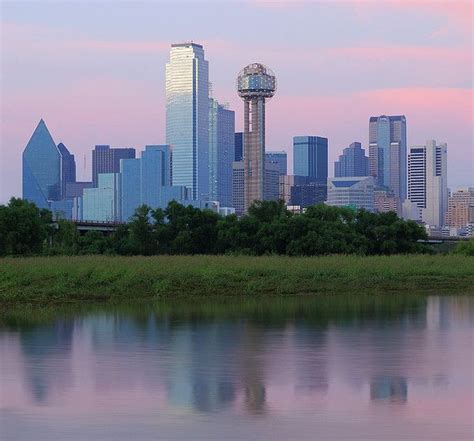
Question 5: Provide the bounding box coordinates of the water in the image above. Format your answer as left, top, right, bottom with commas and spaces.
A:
1, 295, 473, 440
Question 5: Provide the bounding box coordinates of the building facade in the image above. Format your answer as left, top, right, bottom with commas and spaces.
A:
92, 145, 135, 187
369, 115, 407, 199
264, 162, 280, 201
265, 151, 288, 176
209, 99, 235, 207
82, 173, 122, 222
234, 132, 244, 162
166, 42, 209, 200
407, 140, 448, 227
293, 136, 328, 183
232, 161, 245, 216
327, 176, 375, 211
22, 119, 61, 209
57, 142, 76, 198
334, 142, 368, 178
374, 188, 401, 215
445, 187, 474, 228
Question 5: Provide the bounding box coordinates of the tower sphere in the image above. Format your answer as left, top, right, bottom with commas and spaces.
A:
236, 63, 277, 100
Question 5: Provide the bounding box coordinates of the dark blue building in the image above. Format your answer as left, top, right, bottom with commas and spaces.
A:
334, 142, 368, 178
234, 132, 244, 162
293, 136, 328, 184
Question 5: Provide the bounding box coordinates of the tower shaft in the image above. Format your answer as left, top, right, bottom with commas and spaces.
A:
244, 97, 266, 211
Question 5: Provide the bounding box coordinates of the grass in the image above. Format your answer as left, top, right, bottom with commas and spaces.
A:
0, 254, 473, 306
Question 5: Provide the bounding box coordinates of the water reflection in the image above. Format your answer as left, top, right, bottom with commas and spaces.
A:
1, 295, 473, 440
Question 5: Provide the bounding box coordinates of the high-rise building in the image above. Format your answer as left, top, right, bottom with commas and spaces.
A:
334, 142, 368, 178
234, 132, 244, 162
232, 161, 245, 216
327, 176, 375, 211
120, 145, 186, 221
374, 188, 401, 215
279, 175, 327, 208
57, 142, 76, 197
293, 136, 328, 183
82, 173, 122, 222
237, 63, 277, 212
92, 145, 135, 187
22, 119, 61, 208
407, 140, 448, 227
265, 151, 287, 176
166, 42, 209, 200
445, 187, 474, 228
264, 162, 280, 201
369, 115, 407, 199
209, 98, 235, 207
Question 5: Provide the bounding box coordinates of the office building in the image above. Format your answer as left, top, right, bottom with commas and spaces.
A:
235, 132, 244, 162
232, 161, 245, 216
265, 151, 287, 176
209, 98, 235, 207
293, 136, 328, 183
279, 175, 327, 208
166, 42, 209, 200
334, 142, 368, 178
264, 162, 280, 201
407, 140, 448, 227
57, 142, 76, 197
92, 145, 135, 187
237, 63, 277, 212
327, 176, 375, 211
374, 188, 401, 215
121, 145, 186, 221
445, 187, 474, 228
22, 119, 61, 209
369, 115, 407, 199
82, 173, 122, 222
65, 181, 93, 199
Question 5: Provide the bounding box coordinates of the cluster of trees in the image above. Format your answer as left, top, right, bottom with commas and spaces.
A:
0, 198, 432, 257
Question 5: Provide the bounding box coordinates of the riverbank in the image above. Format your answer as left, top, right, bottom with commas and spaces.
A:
1, 255, 473, 305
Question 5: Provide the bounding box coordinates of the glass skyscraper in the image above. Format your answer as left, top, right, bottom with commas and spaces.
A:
209, 98, 235, 207
234, 132, 244, 162
293, 136, 328, 183
166, 42, 209, 200
82, 173, 122, 222
334, 142, 368, 178
22, 119, 61, 209
57, 142, 76, 197
369, 115, 407, 199
265, 151, 287, 176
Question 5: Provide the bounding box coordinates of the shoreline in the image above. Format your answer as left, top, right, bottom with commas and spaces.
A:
1, 254, 473, 306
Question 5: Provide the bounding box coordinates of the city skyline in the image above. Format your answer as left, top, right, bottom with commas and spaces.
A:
1, 1, 472, 204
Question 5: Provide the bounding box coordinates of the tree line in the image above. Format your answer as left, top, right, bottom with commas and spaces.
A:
0, 197, 443, 257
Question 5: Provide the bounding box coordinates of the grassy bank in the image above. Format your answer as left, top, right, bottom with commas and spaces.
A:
1, 254, 473, 306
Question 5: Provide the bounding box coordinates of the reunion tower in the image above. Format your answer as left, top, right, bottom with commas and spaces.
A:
237, 63, 277, 212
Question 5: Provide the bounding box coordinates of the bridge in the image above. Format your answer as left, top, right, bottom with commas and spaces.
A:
52, 220, 124, 235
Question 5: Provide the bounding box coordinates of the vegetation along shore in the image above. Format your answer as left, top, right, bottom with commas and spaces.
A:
1, 254, 473, 306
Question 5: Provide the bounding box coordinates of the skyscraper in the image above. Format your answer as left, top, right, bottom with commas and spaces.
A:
92, 145, 135, 187
57, 142, 76, 198
369, 115, 407, 199
22, 119, 61, 208
232, 161, 245, 216
445, 188, 474, 228
237, 63, 277, 212
407, 140, 448, 227
293, 136, 328, 183
234, 132, 244, 162
209, 98, 235, 207
166, 42, 209, 200
82, 173, 122, 222
334, 142, 368, 178
265, 151, 287, 176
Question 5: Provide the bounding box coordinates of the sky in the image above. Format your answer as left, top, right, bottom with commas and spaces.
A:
1, 0, 472, 204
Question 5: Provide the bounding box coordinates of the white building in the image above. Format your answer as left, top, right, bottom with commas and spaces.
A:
407, 140, 448, 228
327, 176, 374, 211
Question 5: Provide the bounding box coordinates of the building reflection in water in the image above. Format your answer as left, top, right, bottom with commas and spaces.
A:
370, 376, 408, 403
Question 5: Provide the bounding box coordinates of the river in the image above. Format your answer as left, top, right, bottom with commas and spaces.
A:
1, 295, 472, 440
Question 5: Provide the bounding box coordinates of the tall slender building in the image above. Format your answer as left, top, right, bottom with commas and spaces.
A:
22, 119, 61, 208
293, 136, 328, 183
166, 42, 209, 200
334, 142, 368, 178
237, 63, 277, 212
369, 115, 407, 199
92, 145, 135, 187
57, 142, 76, 197
407, 140, 448, 227
209, 98, 235, 207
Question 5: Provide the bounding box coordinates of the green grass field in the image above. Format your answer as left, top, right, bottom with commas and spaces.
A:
0, 254, 473, 305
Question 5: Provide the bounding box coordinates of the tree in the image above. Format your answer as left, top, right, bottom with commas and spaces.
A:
0, 198, 52, 256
